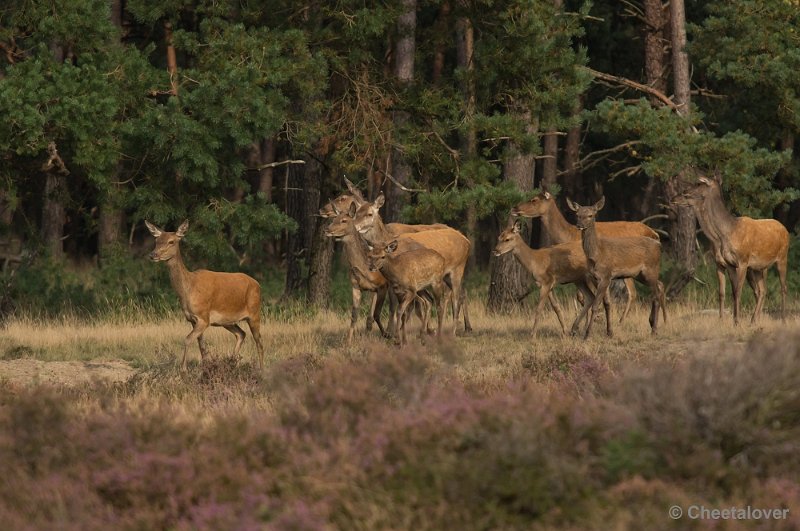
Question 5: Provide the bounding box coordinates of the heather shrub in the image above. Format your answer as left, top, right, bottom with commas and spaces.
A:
1, 334, 799, 529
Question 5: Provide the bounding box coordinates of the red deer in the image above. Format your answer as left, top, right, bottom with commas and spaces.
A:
353, 193, 472, 334
512, 191, 659, 322
324, 203, 396, 342
145, 220, 264, 371
566, 198, 666, 339
676, 175, 788, 324
493, 221, 607, 336
368, 240, 448, 346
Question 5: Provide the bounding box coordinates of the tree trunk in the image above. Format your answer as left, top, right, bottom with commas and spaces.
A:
387, 0, 416, 223
665, 0, 697, 287
431, 1, 450, 85
98, 0, 126, 264
164, 20, 178, 96
305, 157, 333, 306
283, 162, 306, 299
456, 10, 479, 267
487, 112, 537, 313
643, 0, 668, 100
540, 130, 558, 247
42, 172, 67, 260
562, 96, 583, 201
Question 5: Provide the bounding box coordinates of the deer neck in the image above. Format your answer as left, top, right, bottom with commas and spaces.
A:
580, 221, 600, 266
542, 202, 580, 243
164, 247, 193, 301
362, 215, 392, 245
341, 230, 372, 276
511, 236, 544, 276
702, 188, 739, 238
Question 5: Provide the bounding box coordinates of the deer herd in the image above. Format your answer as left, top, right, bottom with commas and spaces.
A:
146, 174, 791, 370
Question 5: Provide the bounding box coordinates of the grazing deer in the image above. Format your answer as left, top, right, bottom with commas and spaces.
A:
368, 240, 448, 346
566, 198, 666, 339
324, 202, 396, 342
512, 191, 659, 322
319, 177, 448, 233
353, 193, 472, 334
145, 220, 265, 371
676, 175, 789, 324
493, 221, 606, 336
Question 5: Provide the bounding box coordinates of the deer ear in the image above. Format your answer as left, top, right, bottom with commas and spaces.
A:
348, 201, 357, 217
595, 196, 605, 211
512, 220, 523, 234
543, 191, 551, 200
374, 193, 385, 209
144, 220, 162, 237
698, 176, 711, 186
176, 220, 189, 238
386, 240, 398, 253
566, 198, 579, 212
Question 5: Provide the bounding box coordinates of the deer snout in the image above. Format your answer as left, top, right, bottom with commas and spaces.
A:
149, 251, 160, 261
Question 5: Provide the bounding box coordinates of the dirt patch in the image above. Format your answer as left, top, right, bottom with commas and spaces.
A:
0, 359, 137, 387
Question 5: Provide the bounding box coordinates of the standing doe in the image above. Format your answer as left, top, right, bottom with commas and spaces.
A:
566, 198, 666, 339
146, 220, 265, 371
675, 175, 789, 324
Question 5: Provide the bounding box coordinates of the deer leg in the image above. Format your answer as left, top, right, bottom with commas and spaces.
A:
603, 286, 613, 338
585, 279, 610, 340
348, 287, 362, 343
183, 319, 209, 371
416, 292, 432, 343
371, 288, 387, 336
777, 257, 788, 323
385, 289, 398, 339
245, 317, 265, 369
531, 281, 551, 336
547, 291, 567, 336
716, 265, 726, 319
223, 324, 247, 358
729, 266, 747, 326
658, 280, 667, 324
433, 282, 447, 337
397, 292, 414, 347
619, 278, 636, 324
571, 282, 594, 335
747, 269, 765, 324
460, 287, 473, 333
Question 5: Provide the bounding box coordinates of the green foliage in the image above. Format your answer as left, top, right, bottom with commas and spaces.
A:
592, 99, 796, 215
402, 182, 534, 224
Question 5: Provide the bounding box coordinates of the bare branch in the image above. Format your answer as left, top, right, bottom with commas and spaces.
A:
586, 67, 677, 110
249, 159, 306, 171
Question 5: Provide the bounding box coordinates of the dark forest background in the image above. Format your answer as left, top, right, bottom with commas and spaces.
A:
2, 0, 799, 316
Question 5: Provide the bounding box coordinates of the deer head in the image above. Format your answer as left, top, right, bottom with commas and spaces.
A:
324, 202, 359, 239
367, 239, 398, 272
511, 191, 553, 218
493, 220, 523, 257
354, 193, 385, 235
567, 196, 605, 231
146, 220, 189, 261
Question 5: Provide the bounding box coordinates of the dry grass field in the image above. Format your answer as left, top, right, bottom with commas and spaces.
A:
1, 294, 799, 529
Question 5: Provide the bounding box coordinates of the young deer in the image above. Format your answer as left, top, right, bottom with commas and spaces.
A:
353, 192, 472, 334
493, 221, 605, 336
146, 220, 265, 371
368, 240, 448, 347
676, 175, 789, 324
324, 202, 396, 342
566, 198, 666, 339
512, 191, 659, 322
